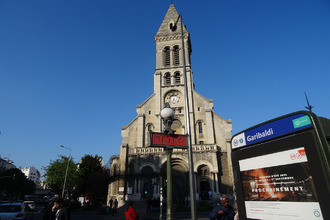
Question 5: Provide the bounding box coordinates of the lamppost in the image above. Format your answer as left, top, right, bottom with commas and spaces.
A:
160, 103, 175, 220
172, 12, 197, 219
59, 145, 71, 198
153, 179, 163, 220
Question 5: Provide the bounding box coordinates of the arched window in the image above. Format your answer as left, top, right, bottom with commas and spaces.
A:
164, 72, 171, 85
164, 46, 171, 66
174, 72, 181, 84
198, 121, 203, 134
112, 164, 117, 176
173, 45, 180, 65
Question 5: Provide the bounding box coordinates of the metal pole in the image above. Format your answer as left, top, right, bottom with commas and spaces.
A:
166, 147, 173, 220
160, 177, 163, 220
60, 145, 71, 198
180, 13, 197, 219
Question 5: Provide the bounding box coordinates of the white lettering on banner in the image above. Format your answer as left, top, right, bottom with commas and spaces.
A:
247, 128, 274, 142
251, 186, 304, 193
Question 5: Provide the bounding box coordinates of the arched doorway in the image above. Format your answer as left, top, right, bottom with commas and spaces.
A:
141, 166, 155, 199
200, 180, 211, 200
160, 158, 188, 206
197, 164, 211, 200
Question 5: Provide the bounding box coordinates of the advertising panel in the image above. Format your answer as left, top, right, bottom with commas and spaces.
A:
239, 147, 323, 220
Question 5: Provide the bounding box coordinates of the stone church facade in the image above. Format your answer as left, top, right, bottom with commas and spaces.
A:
107, 4, 233, 206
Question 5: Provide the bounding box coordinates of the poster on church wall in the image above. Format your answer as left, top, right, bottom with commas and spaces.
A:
239, 147, 323, 220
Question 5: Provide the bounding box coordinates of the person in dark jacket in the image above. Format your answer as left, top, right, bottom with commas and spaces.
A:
50, 198, 71, 220
209, 196, 235, 220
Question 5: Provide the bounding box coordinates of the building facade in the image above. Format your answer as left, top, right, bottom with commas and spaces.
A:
0, 157, 15, 174
19, 166, 40, 185
107, 4, 233, 206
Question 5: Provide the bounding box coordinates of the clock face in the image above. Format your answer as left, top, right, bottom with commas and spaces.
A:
170, 96, 178, 103
165, 91, 182, 105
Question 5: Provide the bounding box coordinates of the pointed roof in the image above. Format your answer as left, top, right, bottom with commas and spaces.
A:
155, 4, 188, 37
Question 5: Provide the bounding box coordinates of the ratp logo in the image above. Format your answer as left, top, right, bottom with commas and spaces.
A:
313, 209, 321, 218
293, 115, 311, 129
232, 133, 246, 149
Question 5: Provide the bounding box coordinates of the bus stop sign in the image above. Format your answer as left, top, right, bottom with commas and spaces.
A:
231, 111, 329, 220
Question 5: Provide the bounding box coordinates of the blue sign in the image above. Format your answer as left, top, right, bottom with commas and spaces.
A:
232, 113, 312, 149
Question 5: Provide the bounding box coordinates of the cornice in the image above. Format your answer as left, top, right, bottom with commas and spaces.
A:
154, 33, 189, 42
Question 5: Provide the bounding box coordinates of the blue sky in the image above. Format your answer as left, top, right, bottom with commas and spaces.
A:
1, 0, 329, 177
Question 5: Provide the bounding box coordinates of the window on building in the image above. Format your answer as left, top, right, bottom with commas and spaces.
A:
173, 45, 180, 65
164, 46, 171, 66
199, 141, 204, 144
174, 72, 181, 84
164, 72, 171, 85
198, 121, 203, 134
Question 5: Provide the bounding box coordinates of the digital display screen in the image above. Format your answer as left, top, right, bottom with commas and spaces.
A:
238, 147, 323, 220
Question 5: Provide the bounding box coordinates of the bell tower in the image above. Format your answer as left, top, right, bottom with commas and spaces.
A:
153, 4, 194, 136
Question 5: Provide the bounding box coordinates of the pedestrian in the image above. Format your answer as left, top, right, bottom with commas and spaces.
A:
50, 197, 71, 220
42, 199, 54, 220
146, 197, 151, 213
125, 201, 139, 220
108, 198, 113, 213
209, 196, 235, 220
112, 198, 118, 216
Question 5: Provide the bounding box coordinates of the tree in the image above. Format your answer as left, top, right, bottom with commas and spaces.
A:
0, 168, 36, 200
43, 155, 78, 196
76, 155, 110, 206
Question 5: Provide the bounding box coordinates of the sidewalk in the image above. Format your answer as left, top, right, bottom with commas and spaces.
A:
102, 201, 209, 220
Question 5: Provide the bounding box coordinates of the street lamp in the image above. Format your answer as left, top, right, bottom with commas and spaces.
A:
59, 145, 71, 198
172, 13, 197, 219
160, 103, 175, 220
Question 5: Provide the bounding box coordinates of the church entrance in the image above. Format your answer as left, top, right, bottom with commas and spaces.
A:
200, 180, 211, 200
161, 159, 188, 207
141, 166, 156, 200
143, 179, 153, 199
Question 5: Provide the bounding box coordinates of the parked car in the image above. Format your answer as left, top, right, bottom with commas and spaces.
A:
0, 202, 27, 220
23, 201, 36, 211
0, 201, 10, 204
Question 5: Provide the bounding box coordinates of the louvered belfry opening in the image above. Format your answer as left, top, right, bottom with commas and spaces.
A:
173, 45, 180, 65
164, 46, 171, 66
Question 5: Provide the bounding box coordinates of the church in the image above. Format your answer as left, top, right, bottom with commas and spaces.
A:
107, 4, 233, 206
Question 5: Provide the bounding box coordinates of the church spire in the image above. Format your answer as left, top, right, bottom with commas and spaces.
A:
155, 4, 188, 37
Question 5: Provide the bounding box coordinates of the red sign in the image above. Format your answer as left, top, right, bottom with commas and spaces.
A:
148, 132, 187, 148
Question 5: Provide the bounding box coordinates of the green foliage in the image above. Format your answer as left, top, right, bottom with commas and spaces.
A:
42, 155, 78, 196
42, 154, 109, 205
0, 168, 36, 200
75, 155, 110, 206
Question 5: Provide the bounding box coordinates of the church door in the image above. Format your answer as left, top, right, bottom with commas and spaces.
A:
200, 180, 211, 200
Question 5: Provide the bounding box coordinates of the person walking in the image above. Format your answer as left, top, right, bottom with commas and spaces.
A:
108, 198, 113, 214
50, 197, 71, 220
112, 198, 118, 216
209, 196, 235, 220
146, 197, 151, 213
125, 201, 139, 220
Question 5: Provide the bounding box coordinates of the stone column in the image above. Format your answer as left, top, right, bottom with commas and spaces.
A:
211, 173, 215, 192
215, 173, 219, 193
